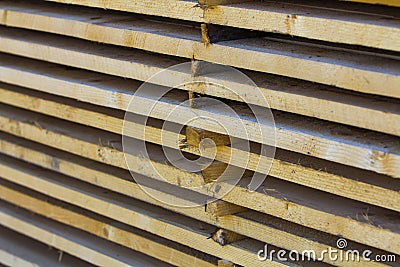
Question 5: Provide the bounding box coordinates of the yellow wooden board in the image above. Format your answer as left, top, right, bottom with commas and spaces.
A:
0, 202, 171, 267
27, 0, 400, 51
0, 226, 93, 267
0, 134, 389, 267
1, 87, 399, 212
0, 55, 399, 178
0, 17, 399, 98
0, 182, 217, 267
0, 109, 398, 255
0, 157, 290, 267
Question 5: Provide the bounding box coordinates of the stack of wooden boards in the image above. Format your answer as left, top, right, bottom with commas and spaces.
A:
0, 0, 399, 266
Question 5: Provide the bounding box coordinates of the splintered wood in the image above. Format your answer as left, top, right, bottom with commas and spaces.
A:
0, 0, 399, 266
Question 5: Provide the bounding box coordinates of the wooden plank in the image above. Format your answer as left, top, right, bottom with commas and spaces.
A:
0, 157, 291, 267
36, 0, 400, 51
0, 181, 218, 267
0, 28, 187, 88
0, 202, 172, 267
0, 110, 399, 255
202, 161, 229, 183
0, 56, 399, 178
1, 87, 400, 212
0, 30, 399, 136
194, 37, 400, 99
44, 0, 203, 22
0, 226, 94, 267
202, 1, 400, 52
197, 61, 400, 137
0, 134, 390, 266
0, 14, 399, 97
0, 1, 199, 59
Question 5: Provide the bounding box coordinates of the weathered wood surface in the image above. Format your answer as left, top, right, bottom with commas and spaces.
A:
0, 109, 399, 255
0, 200, 172, 267
0, 134, 390, 267
0, 13, 399, 98
33, 0, 400, 51
0, 29, 399, 135
0, 55, 398, 178
0, 182, 218, 267
1, 86, 399, 212
0, 226, 94, 267
0, 157, 293, 267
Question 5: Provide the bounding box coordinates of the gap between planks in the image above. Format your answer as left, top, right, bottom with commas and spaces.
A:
0, 54, 399, 177
0, 107, 399, 255
0, 133, 390, 267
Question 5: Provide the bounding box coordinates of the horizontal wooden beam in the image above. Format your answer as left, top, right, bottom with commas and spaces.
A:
0, 8, 399, 97
0, 226, 93, 267
0, 182, 217, 267
0, 109, 398, 255
21, 0, 399, 51
1, 86, 400, 212
0, 157, 289, 267
0, 201, 170, 267
0, 134, 389, 266
0, 54, 398, 177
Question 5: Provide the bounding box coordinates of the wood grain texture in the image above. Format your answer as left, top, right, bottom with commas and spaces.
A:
2, 88, 398, 212
44, 0, 203, 22
0, 157, 290, 267
0, 109, 398, 255
38, 0, 400, 51
0, 134, 391, 266
0, 227, 93, 267
0, 25, 399, 133
0, 28, 398, 136
218, 260, 235, 267
0, 6, 399, 97
0, 56, 398, 178
0, 182, 217, 267
0, 201, 171, 267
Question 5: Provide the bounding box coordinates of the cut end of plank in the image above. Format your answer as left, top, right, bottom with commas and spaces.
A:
206, 200, 247, 217
186, 126, 231, 148
202, 161, 229, 183
209, 229, 246, 246
218, 259, 235, 267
